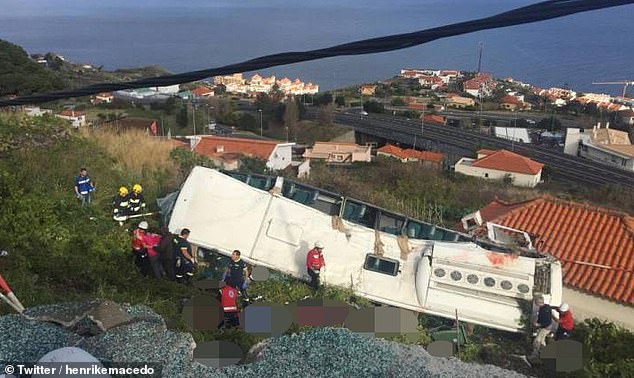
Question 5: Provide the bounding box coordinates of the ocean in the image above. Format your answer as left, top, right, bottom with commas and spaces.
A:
1, 0, 633, 94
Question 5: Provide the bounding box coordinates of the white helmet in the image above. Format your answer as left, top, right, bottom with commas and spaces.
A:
560, 303, 569, 312
138, 221, 149, 230
314, 241, 324, 249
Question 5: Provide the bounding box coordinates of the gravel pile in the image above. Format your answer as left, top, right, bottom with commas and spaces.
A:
0, 302, 527, 378
223, 328, 527, 378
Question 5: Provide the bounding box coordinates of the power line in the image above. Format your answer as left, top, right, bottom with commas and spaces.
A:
1, 0, 633, 107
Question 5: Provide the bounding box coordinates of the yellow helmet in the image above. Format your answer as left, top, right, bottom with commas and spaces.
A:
118, 186, 129, 196
132, 184, 142, 193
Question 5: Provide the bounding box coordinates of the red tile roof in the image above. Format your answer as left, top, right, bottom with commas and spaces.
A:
59, 110, 85, 117
500, 95, 521, 105
377, 144, 444, 162
194, 136, 282, 161
476, 149, 497, 156
471, 149, 544, 175
192, 86, 213, 96
422, 114, 446, 124
475, 196, 634, 304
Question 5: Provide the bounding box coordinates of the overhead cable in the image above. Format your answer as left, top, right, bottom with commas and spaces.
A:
1, 0, 633, 107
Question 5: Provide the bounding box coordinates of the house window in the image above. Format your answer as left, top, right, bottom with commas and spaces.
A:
363, 254, 399, 276
450, 271, 462, 281
484, 277, 496, 287
484, 173, 489, 178
467, 274, 479, 284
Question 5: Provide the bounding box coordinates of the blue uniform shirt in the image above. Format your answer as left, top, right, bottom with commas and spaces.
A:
75, 175, 94, 195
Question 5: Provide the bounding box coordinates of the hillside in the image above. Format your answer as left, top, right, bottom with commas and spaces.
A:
0, 40, 67, 97
0, 39, 169, 98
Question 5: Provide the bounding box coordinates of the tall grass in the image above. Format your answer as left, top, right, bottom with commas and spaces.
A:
83, 128, 179, 197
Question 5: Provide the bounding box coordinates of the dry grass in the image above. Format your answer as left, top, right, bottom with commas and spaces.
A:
83, 128, 179, 195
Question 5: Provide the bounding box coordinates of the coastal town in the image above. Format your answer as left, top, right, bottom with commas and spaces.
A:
1, 30, 633, 378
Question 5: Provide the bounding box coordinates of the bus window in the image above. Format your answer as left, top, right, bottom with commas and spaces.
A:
378, 211, 405, 235
342, 200, 377, 229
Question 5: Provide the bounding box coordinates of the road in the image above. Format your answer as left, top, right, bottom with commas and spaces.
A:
306, 109, 634, 189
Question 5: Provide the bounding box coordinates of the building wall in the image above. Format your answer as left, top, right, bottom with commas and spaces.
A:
352, 150, 372, 162
564, 128, 582, 156
579, 144, 634, 171
267, 144, 293, 170
454, 158, 541, 187
562, 287, 634, 331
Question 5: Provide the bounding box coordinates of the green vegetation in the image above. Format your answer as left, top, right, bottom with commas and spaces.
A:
0, 39, 67, 96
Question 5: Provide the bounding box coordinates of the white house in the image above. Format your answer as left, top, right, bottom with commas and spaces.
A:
24, 107, 52, 117
454, 149, 544, 187
564, 125, 634, 172
189, 135, 295, 171
56, 110, 86, 128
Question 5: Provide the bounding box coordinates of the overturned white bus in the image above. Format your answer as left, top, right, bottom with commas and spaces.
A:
160, 166, 563, 333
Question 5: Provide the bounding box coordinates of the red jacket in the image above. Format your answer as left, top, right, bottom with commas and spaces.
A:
132, 229, 161, 258
132, 229, 146, 251
221, 286, 239, 313
559, 310, 574, 331
306, 248, 325, 270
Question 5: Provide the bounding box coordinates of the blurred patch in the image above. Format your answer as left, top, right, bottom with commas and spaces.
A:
427, 340, 454, 358
292, 299, 350, 327
193, 340, 243, 368
540, 339, 584, 373
344, 307, 376, 336
374, 307, 418, 340
250, 266, 270, 282
181, 295, 222, 331
243, 303, 292, 336
193, 278, 224, 290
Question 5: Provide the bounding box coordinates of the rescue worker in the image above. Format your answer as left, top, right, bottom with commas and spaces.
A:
157, 227, 176, 280
74, 168, 95, 206
132, 221, 150, 275
306, 241, 326, 290
174, 228, 196, 284
555, 303, 574, 339
144, 228, 163, 279
218, 282, 240, 329
113, 187, 130, 222
530, 294, 553, 359
224, 250, 249, 302
128, 184, 146, 216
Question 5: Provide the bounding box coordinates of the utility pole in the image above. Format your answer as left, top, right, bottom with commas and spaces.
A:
421, 104, 425, 149
192, 102, 196, 136
258, 109, 263, 136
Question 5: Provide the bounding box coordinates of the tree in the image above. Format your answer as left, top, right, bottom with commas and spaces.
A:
391, 97, 406, 106
363, 100, 385, 114
176, 106, 188, 128
335, 96, 346, 107
283, 100, 299, 131
0, 39, 67, 96
237, 113, 257, 132
312, 93, 333, 106
317, 104, 335, 126
537, 115, 562, 131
